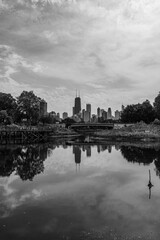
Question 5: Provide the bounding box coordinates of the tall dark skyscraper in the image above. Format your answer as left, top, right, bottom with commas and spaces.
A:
73, 91, 81, 115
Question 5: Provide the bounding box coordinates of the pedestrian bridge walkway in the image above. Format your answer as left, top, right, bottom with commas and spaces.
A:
70, 123, 114, 132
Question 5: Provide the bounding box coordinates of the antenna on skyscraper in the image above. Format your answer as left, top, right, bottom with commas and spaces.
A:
76, 89, 77, 98
79, 90, 80, 97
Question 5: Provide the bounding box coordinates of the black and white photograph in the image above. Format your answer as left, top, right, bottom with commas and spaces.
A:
0, 0, 160, 239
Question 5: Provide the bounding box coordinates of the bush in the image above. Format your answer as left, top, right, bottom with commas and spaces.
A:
153, 118, 160, 125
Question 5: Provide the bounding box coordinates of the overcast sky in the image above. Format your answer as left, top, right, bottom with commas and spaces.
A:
0, 0, 160, 115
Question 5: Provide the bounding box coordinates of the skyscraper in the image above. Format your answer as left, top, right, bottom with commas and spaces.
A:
115, 110, 120, 120
86, 103, 91, 122
40, 100, 47, 117
97, 107, 101, 118
107, 107, 112, 119
63, 112, 68, 119
73, 91, 81, 115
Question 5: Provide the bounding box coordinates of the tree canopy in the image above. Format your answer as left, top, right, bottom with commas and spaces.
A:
0, 92, 17, 118
121, 100, 155, 123
154, 92, 160, 119
16, 91, 42, 125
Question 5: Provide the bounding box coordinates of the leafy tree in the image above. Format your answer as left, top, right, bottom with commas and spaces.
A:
154, 92, 160, 119
39, 115, 57, 125
121, 100, 155, 123
0, 110, 12, 125
16, 91, 42, 125
0, 92, 17, 118
62, 117, 76, 128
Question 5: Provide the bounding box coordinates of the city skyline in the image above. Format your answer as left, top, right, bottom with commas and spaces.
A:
0, 0, 159, 115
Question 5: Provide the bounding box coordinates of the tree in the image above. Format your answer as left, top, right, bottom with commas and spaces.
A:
0, 110, 12, 125
0, 92, 17, 118
39, 115, 57, 125
154, 92, 160, 119
62, 118, 76, 128
16, 91, 42, 125
121, 100, 155, 123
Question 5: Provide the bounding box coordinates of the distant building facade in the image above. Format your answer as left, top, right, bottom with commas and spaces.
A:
73, 93, 81, 115
84, 111, 90, 123
97, 107, 101, 118
107, 108, 112, 119
115, 110, 121, 120
63, 112, 68, 119
86, 104, 91, 122
40, 100, 47, 117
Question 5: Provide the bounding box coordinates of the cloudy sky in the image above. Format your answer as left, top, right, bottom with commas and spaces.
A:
0, 0, 160, 115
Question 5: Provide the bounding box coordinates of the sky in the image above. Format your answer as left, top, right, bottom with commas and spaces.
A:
0, 0, 160, 116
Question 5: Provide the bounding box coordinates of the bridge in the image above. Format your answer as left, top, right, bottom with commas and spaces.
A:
70, 123, 114, 132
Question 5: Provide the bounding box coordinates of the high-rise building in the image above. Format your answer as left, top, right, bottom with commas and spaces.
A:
97, 107, 101, 118
84, 111, 90, 122
63, 112, 68, 119
73, 91, 81, 115
91, 114, 97, 123
86, 104, 91, 122
40, 100, 47, 117
107, 107, 112, 119
57, 113, 60, 119
102, 110, 107, 120
82, 109, 85, 120
122, 105, 125, 112
115, 110, 120, 120
73, 107, 75, 116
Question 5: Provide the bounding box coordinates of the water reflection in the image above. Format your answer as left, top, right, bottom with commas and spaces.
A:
1, 143, 160, 182
0, 144, 51, 181
1, 142, 160, 239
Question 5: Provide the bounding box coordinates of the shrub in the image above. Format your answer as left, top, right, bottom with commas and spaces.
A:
153, 118, 160, 125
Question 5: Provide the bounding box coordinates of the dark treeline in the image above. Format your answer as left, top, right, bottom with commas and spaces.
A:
121, 92, 160, 123
0, 91, 55, 126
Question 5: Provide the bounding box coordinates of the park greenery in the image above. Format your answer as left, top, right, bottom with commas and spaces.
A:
1, 90, 160, 125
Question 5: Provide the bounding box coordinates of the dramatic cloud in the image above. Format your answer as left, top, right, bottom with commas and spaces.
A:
0, 0, 160, 114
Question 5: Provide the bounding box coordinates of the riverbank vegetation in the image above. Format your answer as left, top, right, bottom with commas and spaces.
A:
94, 122, 160, 141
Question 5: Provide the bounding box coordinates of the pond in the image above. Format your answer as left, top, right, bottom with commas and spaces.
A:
0, 140, 160, 240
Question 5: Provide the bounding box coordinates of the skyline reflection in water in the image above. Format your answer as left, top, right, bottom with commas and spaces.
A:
1, 142, 160, 240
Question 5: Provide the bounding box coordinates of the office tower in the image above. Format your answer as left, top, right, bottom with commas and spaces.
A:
73, 107, 75, 116
86, 103, 91, 122
63, 112, 68, 119
84, 111, 90, 122
40, 100, 47, 117
82, 109, 85, 120
102, 110, 107, 120
91, 114, 96, 123
101, 109, 104, 116
115, 110, 120, 120
73, 91, 81, 115
107, 107, 112, 119
97, 107, 101, 118
57, 112, 60, 119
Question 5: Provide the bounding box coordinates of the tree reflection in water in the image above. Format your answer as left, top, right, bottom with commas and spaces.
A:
120, 146, 157, 165
120, 145, 160, 178
1, 142, 160, 182
0, 144, 52, 181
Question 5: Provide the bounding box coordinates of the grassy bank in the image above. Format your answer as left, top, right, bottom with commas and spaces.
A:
93, 122, 160, 141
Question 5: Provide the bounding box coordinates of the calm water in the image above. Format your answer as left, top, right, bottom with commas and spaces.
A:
1, 140, 160, 240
